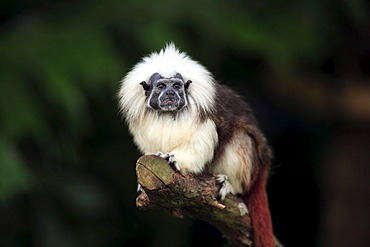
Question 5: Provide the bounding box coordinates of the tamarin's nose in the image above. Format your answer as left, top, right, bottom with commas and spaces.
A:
166, 90, 175, 96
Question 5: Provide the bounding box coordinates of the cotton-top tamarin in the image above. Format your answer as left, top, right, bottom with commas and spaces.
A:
118, 43, 274, 247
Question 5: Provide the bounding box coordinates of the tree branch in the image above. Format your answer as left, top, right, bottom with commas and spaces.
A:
135, 155, 282, 247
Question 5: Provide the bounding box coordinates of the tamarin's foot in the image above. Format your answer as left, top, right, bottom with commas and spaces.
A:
216, 174, 234, 200
137, 183, 143, 193
155, 152, 180, 172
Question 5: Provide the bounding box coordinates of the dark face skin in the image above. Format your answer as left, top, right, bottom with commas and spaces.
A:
140, 73, 191, 112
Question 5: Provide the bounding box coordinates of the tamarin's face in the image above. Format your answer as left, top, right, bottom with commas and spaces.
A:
140, 72, 191, 112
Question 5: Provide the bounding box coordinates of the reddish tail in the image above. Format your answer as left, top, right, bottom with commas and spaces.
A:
244, 166, 274, 247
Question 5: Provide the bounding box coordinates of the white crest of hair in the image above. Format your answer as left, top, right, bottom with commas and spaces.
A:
118, 43, 216, 121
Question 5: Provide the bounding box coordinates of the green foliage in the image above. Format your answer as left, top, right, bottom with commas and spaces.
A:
0, 139, 33, 202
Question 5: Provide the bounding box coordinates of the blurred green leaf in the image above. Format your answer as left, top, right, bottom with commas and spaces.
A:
0, 138, 33, 202
0, 73, 49, 139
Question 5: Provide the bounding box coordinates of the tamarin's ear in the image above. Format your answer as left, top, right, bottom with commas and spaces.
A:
174, 73, 184, 80
185, 80, 192, 90
140, 81, 150, 96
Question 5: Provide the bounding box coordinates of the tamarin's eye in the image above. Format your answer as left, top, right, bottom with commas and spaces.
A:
173, 83, 182, 90
157, 83, 166, 90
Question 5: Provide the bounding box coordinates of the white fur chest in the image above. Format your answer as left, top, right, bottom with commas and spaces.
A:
130, 111, 209, 154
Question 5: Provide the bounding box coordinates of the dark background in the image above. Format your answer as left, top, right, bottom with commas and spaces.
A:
0, 1, 369, 247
